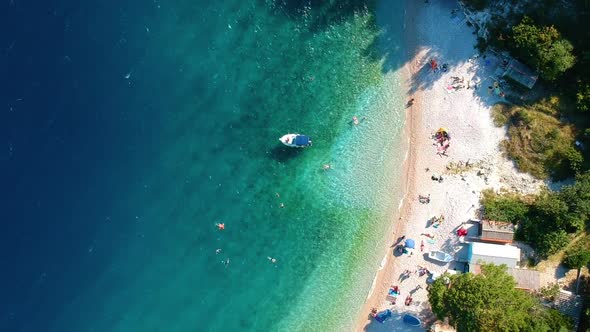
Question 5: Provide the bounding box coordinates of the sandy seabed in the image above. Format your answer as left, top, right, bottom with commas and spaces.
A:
355, 1, 543, 331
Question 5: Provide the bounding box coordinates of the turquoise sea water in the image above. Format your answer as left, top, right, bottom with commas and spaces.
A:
2, 1, 407, 331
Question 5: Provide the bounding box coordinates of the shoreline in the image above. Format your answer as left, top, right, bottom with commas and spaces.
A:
355, 0, 544, 330
355, 0, 423, 329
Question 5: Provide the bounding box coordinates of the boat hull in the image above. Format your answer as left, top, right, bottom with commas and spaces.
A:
403, 314, 421, 326
428, 251, 453, 263
279, 134, 312, 147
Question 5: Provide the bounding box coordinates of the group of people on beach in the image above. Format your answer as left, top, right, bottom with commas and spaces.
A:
418, 193, 431, 204
385, 265, 431, 307
384, 287, 414, 307
434, 129, 451, 157
430, 58, 449, 74
448, 75, 466, 91
488, 81, 506, 98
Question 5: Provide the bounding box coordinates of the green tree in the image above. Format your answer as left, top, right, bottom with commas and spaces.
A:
548, 145, 584, 180
512, 16, 576, 81
558, 173, 590, 231
526, 306, 574, 332
538, 230, 570, 257
428, 264, 572, 331
564, 247, 590, 269
481, 190, 529, 224
576, 82, 590, 112
528, 192, 568, 231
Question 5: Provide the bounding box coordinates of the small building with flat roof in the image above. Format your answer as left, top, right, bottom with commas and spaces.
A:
468, 242, 520, 270
470, 265, 542, 291
479, 220, 515, 243
502, 58, 538, 89
505, 267, 541, 291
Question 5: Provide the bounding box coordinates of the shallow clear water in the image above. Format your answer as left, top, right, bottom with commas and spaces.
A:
1, 1, 406, 331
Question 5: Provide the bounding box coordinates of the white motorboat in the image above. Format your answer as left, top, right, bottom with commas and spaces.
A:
428, 250, 453, 263
279, 134, 312, 148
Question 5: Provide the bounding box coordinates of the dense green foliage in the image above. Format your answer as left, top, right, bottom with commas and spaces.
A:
481, 190, 527, 223
482, 173, 590, 258
564, 247, 590, 269
577, 82, 590, 112
512, 16, 575, 81
563, 235, 590, 268
537, 230, 570, 257
537, 283, 560, 301
470, 2, 590, 329
428, 264, 572, 332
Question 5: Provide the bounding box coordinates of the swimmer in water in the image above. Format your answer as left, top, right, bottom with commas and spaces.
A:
216, 223, 225, 230
223, 258, 230, 268
216, 248, 222, 254
267, 256, 277, 263
279, 203, 285, 208
275, 192, 280, 198
352, 116, 359, 125
323, 164, 332, 170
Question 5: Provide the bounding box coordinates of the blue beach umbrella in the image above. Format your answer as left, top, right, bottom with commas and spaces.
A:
405, 239, 416, 249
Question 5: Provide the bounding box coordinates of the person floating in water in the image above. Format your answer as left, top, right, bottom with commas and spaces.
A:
322, 164, 332, 170
216, 223, 225, 230
352, 116, 359, 125
267, 256, 277, 263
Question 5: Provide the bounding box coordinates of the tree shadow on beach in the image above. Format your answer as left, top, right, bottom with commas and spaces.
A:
271, 0, 510, 112
361, 0, 414, 75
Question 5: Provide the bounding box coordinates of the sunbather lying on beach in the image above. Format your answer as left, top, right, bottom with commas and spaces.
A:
405, 295, 413, 306
418, 194, 431, 204
389, 285, 400, 296
417, 266, 429, 276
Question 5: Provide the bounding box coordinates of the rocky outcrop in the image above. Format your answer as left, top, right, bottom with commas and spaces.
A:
458, 0, 526, 41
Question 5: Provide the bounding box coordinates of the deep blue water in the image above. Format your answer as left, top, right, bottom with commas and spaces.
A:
0, 1, 406, 331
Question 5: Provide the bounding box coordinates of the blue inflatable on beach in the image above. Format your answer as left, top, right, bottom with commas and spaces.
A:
374, 309, 392, 323
403, 313, 421, 326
